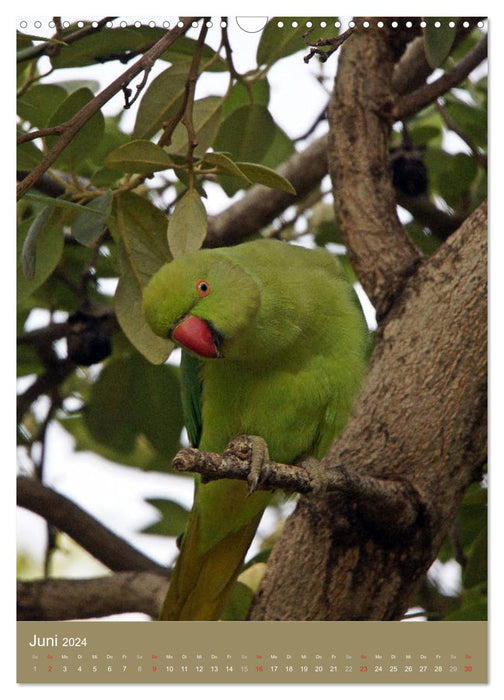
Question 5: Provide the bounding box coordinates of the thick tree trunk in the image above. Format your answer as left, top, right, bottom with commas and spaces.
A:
249, 23, 487, 621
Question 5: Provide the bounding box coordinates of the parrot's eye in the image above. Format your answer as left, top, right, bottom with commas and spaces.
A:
196, 279, 211, 297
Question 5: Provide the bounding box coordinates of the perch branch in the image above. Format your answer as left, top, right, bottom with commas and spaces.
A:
173, 436, 422, 536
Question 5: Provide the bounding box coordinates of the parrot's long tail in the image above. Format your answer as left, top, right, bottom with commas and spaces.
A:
160, 507, 264, 621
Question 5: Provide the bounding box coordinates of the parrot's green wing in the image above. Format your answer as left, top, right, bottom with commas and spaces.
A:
179, 350, 203, 448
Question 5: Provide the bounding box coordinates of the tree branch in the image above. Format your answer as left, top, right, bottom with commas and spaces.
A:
328, 23, 422, 319
17, 572, 169, 620
17, 17, 200, 200
393, 34, 488, 121
395, 192, 465, 240
17, 476, 169, 576
390, 18, 484, 97
173, 437, 421, 536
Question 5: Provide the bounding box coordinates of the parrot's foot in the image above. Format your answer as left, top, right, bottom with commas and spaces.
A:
225, 435, 270, 496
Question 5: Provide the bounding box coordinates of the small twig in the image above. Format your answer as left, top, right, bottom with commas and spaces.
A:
17, 124, 66, 145
220, 18, 243, 83
122, 66, 152, 109
294, 102, 328, 141
181, 20, 209, 176
303, 26, 355, 64
17, 358, 74, 425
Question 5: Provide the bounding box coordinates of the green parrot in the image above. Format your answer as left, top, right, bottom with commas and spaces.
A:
142, 238, 367, 620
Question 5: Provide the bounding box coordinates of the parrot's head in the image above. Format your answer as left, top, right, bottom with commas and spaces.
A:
142, 249, 260, 360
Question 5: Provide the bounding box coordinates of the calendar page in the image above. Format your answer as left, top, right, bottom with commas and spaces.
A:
16, 14, 488, 687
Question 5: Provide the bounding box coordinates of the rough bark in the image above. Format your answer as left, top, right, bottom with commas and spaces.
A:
329, 23, 422, 320
249, 23, 487, 621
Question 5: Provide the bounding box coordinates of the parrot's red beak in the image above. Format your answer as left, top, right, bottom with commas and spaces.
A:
172, 315, 223, 359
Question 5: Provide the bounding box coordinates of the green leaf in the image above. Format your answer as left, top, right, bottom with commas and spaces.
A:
438, 482, 487, 563
115, 272, 175, 364
168, 96, 224, 156
235, 162, 296, 194
403, 125, 442, 149
60, 413, 161, 471
133, 64, 189, 140
109, 192, 173, 363
142, 498, 190, 536
443, 95, 487, 149
50, 26, 165, 69
424, 149, 479, 210
257, 17, 337, 66
17, 133, 43, 171
20, 206, 54, 279
55, 79, 102, 95
214, 104, 276, 163
84, 354, 184, 458
17, 211, 64, 303
104, 139, 175, 173
201, 152, 253, 181
405, 221, 442, 256
17, 83, 68, 128
257, 17, 311, 65
463, 527, 487, 589
71, 190, 114, 246
444, 592, 487, 621
221, 79, 270, 118
261, 123, 296, 169
46, 87, 105, 173
23, 192, 107, 215
423, 19, 457, 68
162, 36, 227, 72
167, 189, 207, 259
111, 191, 172, 289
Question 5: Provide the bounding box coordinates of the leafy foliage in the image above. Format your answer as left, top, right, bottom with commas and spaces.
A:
16, 17, 487, 620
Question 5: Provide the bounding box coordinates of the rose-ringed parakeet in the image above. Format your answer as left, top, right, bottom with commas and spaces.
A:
142, 239, 367, 620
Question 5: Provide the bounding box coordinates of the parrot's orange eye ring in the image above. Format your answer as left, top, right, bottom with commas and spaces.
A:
196, 279, 211, 297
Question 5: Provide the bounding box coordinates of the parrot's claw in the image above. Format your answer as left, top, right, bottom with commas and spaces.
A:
225, 435, 270, 496
246, 435, 271, 495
